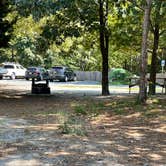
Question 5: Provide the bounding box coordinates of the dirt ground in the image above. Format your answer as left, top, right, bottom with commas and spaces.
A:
0, 86, 165, 166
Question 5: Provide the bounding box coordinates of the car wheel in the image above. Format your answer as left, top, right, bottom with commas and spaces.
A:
73, 76, 77, 81
64, 76, 68, 82
25, 78, 29, 81
11, 73, 16, 80
41, 75, 43, 80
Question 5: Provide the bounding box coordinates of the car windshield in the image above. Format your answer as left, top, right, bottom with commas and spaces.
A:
4, 65, 14, 69
0, 67, 7, 74
0, 67, 7, 71
52, 67, 64, 74
27, 67, 37, 72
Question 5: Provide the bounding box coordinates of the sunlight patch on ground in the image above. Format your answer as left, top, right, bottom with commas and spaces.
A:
28, 124, 59, 131
150, 124, 166, 133
148, 153, 163, 161
97, 141, 115, 145
125, 130, 145, 140
116, 145, 129, 151
85, 151, 102, 156
125, 112, 141, 118
45, 151, 72, 158
102, 151, 118, 157
134, 147, 150, 152
126, 126, 149, 130
4, 158, 42, 166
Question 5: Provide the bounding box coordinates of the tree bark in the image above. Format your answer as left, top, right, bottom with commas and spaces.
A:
149, 24, 159, 94
149, 2, 161, 95
99, 0, 110, 95
139, 0, 152, 103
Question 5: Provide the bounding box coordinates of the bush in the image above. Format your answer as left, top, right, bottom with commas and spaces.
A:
109, 68, 133, 85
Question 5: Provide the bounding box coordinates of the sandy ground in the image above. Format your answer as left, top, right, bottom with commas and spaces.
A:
0, 81, 165, 166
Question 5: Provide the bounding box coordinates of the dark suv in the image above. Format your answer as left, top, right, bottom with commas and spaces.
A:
49, 66, 77, 82
25, 67, 49, 81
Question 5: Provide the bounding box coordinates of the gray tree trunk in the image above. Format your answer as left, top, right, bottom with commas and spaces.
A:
139, 0, 152, 103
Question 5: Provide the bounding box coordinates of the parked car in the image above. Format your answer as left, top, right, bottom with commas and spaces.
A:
25, 67, 49, 81
0, 62, 26, 79
49, 66, 77, 82
0, 67, 8, 80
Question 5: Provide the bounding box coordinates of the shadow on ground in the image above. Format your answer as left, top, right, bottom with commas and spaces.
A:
0, 88, 165, 166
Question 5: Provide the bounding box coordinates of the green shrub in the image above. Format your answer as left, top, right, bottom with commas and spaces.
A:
109, 68, 133, 85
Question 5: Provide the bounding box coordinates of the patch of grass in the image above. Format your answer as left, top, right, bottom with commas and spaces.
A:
109, 80, 129, 85
134, 104, 146, 112
74, 106, 87, 115
56, 111, 69, 124
59, 116, 87, 136
143, 110, 160, 118
109, 98, 165, 116
104, 99, 138, 115
86, 104, 101, 117
74, 102, 103, 118
30, 109, 57, 115
113, 108, 125, 115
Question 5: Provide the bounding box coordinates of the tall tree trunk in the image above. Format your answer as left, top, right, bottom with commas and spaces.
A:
99, 0, 110, 95
139, 0, 152, 103
149, 25, 159, 94
149, 2, 161, 95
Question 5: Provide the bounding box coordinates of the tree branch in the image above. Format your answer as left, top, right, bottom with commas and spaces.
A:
159, 29, 166, 36
126, 0, 144, 11
149, 19, 155, 33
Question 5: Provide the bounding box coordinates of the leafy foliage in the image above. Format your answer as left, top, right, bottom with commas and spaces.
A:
0, 0, 165, 77
11, 36, 43, 67
0, 0, 13, 48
